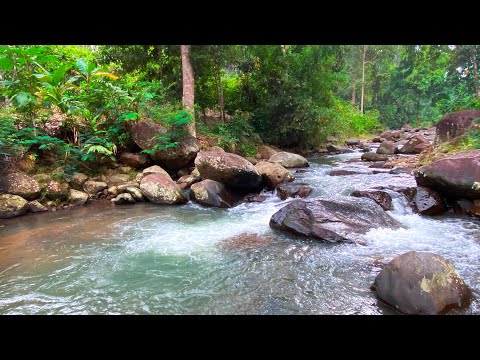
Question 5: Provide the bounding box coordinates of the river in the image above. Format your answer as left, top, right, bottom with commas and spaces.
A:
1, 151, 480, 314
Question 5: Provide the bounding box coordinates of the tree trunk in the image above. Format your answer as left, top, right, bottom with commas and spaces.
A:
472, 46, 480, 100
361, 45, 367, 114
158, 45, 163, 81
351, 73, 357, 106
217, 67, 225, 122
181, 45, 196, 137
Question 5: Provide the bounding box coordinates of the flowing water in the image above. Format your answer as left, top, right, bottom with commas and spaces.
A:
1, 151, 480, 315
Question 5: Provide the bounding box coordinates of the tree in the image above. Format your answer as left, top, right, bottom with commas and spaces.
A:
181, 45, 195, 137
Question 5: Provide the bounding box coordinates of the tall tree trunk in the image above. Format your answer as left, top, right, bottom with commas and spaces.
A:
351, 73, 357, 106
472, 46, 480, 100
361, 45, 367, 114
216, 66, 225, 122
181, 45, 196, 137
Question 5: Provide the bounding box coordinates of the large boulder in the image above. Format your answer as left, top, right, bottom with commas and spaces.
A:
269, 197, 402, 244
255, 161, 294, 189
69, 189, 89, 205
414, 150, 480, 200
376, 141, 397, 155
118, 152, 149, 169
372, 251, 473, 314
435, 110, 480, 144
131, 120, 167, 149
151, 134, 200, 170
398, 134, 430, 154
0, 172, 40, 200
46, 180, 69, 201
326, 144, 354, 154
139, 173, 187, 204
276, 183, 312, 200
350, 189, 393, 211
69, 173, 89, 191
190, 179, 235, 208
258, 145, 277, 159
194, 151, 262, 191
361, 152, 389, 162
0, 194, 29, 218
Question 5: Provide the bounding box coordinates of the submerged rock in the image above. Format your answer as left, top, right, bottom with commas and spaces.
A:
328, 169, 373, 176
218, 233, 276, 252
0, 194, 29, 218
372, 251, 474, 314
270, 197, 402, 245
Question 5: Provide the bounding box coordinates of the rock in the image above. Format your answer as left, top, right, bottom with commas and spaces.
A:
0, 172, 40, 200
413, 187, 446, 215
195, 151, 262, 191
276, 183, 313, 200
368, 161, 387, 168
69, 173, 89, 191
258, 145, 277, 159
111, 193, 136, 205
153, 134, 200, 170
131, 120, 167, 149
372, 251, 473, 314
401, 124, 413, 132
269, 152, 309, 168
326, 136, 340, 143
107, 186, 119, 196
209, 146, 225, 153
142, 165, 171, 178
326, 144, 354, 154
68, 189, 89, 205
117, 182, 139, 193
135, 173, 144, 184
32, 174, 51, 190
345, 138, 360, 146
398, 134, 430, 154
255, 161, 294, 189
435, 109, 480, 144
254, 153, 262, 160
350, 189, 393, 211
125, 187, 144, 201
270, 197, 402, 245
176, 175, 201, 189
245, 195, 269, 203
328, 169, 373, 176
246, 156, 258, 165
452, 199, 474, 215
0, 194, 29, 218
413, 142, 432, 153
46, 181, 69, 201
107, 174, 131, 186
191, 168, 200, 177
28, 200, 47, 213
139, 173, 187, 204
118, 152, 149, 169
361, 153, 389, 162
389, 167, 408, 175
371, 136, 382, 143
376, 141, 397, 155
190, 179, 235, 208
414, 150, 480, 200
83, 181, 108, 194
468, 206, 480, 217
117, 166, 133, 174
177, 168, 189, 178
380, 130, 403, 142
218, 233, 275, 252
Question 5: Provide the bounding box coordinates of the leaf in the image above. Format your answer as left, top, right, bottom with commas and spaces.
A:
76, 58, 88, 77
93, 72, 119, 80
0, 57, 14, 71
51, 64, 71, 86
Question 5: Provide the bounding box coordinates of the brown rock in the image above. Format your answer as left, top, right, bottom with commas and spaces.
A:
398, 134, 430, 154
269, 151, 309, 168
258, 145, 277, 159
435, 110, 480, 144
255, 161, 294, 189
119, 152, 149, 169
276, 183, 312, 200
139, 173, 187, 204
190, 179, 235, 208
0, 172, 40, 200
350, 189, 393, 211
377, 141, 397, 155
0, 194, 29, 218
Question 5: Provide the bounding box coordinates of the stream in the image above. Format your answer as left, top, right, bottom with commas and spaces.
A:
1, 151, 480, 314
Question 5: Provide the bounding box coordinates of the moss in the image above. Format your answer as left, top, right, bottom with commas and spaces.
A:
420, 264, 461, 294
